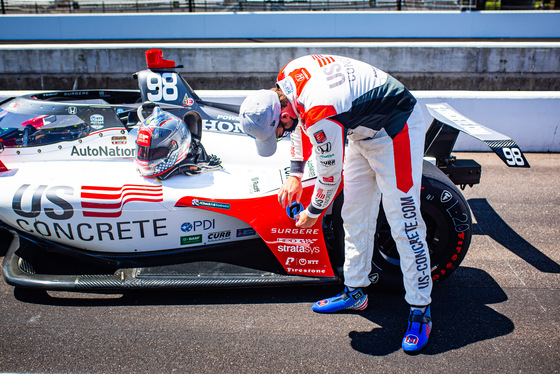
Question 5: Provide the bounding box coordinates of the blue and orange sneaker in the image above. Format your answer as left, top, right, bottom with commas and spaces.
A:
402, 305, 432, 354
311, 287, 368, 313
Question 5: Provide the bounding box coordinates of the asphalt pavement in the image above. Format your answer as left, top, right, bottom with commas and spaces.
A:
0, 152, 558, 373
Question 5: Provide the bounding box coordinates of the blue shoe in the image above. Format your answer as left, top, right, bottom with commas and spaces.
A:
402, 306, 432, 354
311, 287, 368, 313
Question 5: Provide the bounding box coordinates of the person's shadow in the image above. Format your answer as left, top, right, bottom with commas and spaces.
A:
347, 266, 514, 355
347, 196, 560, 355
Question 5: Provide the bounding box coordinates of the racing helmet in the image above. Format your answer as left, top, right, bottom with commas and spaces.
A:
135, 106, 191, 177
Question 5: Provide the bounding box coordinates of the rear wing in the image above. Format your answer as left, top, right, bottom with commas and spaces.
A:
425, 103, 529, 168
424, 103, 529, 188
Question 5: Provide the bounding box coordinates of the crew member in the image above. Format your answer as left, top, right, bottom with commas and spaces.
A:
239, 54, 432, 353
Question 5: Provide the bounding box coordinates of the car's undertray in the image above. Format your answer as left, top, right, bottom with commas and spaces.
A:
1, 228, 340, 292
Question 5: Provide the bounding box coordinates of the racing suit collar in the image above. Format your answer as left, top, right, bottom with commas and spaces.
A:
277, 78, 300, 121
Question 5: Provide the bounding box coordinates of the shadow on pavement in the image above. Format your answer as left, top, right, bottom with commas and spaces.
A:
349, 266, 514, 356
469, 198, 560, 273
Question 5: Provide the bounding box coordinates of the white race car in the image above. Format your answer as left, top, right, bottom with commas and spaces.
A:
0, 50, 529, 295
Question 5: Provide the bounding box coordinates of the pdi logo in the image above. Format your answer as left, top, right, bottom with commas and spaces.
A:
180, 219, 215, 232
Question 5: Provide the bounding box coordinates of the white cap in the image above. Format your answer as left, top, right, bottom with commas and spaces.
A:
239, 90, 281, 157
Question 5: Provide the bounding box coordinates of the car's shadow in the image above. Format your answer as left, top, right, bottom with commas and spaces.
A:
11, 266, 513, 355
468, 198, 560, 273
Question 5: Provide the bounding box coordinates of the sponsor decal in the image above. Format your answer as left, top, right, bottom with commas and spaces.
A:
320, 160, 336, 167
278, 79, 294, 96
401, 196, 430, 290
287, 68, 311, 95
201, 119, 243, 134
286, 201, 304, 219
192, 199, 230, 210
271, 228, 320, 235
440, 190, 452, 203
277, 238, 318, 244
429, 104, 492, 135
11, 184, 168, 241
368, 273, 380, 284
316, 142, 332, 154
284, 257, 320, 267
181, 234, 202, 245
68, 106, 78, 115
404, 335, 418, 345
277, 244, 320, 255
111, 136, 127, 145
322, 176, 335, 183
251, 177, 260, 193
306, 160, 316, 177
299, 258, 320, 266
90, 114, 104, 126
70, 145, 135, 157
313, 130, 327, 143
236, 227, 256, 237
217, 114, 239, 121
208, 230, 231, 242
182, 94, 194, 107
181, 219, 216, 232
15, 216, 168, 242
286, 268, 327, 275
80, 184, 163, 218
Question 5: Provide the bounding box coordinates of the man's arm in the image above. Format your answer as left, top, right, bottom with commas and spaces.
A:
296, 118, 345, 228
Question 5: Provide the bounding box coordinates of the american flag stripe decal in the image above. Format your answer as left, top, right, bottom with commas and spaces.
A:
312, 55, 335, 67
80, 184, 163, 218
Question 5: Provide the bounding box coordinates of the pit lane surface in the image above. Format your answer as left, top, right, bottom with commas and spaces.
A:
0, 153, 558, 373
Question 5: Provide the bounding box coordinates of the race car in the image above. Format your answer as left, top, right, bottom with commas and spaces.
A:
0, 49, 529, 294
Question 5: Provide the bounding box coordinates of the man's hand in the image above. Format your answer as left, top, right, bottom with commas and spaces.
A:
278, 176, 303, 208
295, 210, 319, 228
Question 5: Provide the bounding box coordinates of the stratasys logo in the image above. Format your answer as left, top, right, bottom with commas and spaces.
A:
276, 238, 320, 254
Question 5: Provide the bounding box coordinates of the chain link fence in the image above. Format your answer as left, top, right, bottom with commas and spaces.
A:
0, 0, 481, 14
1, 0, 557, 14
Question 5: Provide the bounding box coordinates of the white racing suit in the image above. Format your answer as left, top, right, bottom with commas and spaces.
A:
277, 54, 432, 306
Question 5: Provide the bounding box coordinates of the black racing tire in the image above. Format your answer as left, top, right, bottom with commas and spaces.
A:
368, 160, 472, 292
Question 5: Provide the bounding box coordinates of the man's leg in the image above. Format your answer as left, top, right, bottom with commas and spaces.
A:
362, 120, 433, 353
311, 138, 379, 313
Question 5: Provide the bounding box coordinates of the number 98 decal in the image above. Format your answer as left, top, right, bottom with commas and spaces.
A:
146, 72, 178, 102
502, 147, 525, 166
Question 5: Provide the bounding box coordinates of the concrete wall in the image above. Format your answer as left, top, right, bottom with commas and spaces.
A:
2, 42, 559, 91
197, 90, 560, 152
1, 12, 557, 151
1, 11, 560, 40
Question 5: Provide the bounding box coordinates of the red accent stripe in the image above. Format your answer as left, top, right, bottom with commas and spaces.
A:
0, 160, 9, 172
301, 130, 313, 161
392, 123, 413, 194
302, 105, 338, 128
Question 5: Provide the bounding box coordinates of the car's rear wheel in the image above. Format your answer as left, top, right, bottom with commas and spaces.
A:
370, 160, 472, 291
326, 160, 472, 292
